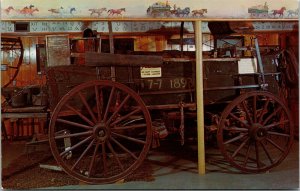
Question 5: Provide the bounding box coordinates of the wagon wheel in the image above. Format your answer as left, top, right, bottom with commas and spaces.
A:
1, 37, 24, 88
49, 80, 152, 184
217, 91, 294, 173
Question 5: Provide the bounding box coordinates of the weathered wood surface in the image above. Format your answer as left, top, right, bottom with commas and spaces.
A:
85, 52, 163, 67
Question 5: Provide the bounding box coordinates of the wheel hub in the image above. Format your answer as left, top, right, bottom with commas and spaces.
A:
249, 123, 267, 141
93, 122, 110, 142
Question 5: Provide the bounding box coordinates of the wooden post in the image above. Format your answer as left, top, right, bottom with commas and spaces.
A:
108, 21, 116, 81
195, 20, 205, 174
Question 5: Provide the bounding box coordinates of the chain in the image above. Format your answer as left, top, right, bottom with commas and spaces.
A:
179, 101, 185, 146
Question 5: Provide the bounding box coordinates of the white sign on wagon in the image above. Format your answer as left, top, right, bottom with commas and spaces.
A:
238, 58, 258, 74
140, 67, 162, 78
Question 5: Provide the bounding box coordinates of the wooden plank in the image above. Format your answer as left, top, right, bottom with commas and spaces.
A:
2, 106, 47, 113
108, 21, 116, 81
39, 164, 62, 171
1, 112, 48, 119
85, 52, 163, 67
203, 58, 240, 62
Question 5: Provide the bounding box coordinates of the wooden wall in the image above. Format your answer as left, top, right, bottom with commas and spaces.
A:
1, 36, 46, 88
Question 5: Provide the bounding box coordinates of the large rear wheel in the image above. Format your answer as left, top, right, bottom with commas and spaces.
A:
49, 80, 152, 184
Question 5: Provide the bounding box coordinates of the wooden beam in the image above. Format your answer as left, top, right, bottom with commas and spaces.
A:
85, 52, 163, 67
195, 20, 205, 175
108, 21, 116, 81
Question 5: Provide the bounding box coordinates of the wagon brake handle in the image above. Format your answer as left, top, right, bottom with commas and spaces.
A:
252, 37, 267, 89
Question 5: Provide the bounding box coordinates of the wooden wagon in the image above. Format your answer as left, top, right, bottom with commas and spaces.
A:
40, 20, 295, 184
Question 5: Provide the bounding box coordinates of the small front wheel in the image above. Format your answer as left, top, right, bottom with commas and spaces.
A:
217, 91, 294, 173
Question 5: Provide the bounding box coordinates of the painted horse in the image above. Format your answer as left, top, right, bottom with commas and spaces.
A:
48, 7, 64, 14
89, 8, 107, 17
192, 9, 207, 17
175, 7, 190, 17
18, 7, 39, 16
272, 7, 286, 17
4, 6, 14, 14
107, 8, 125, 16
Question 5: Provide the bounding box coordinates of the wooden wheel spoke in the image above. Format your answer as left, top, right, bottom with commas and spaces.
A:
258, 98, 270, 123
223, 126, 248, 132
264, 120, 290, 130
60, 135, 93, 157
71, 139, 95, 170
112, 124, 147, 131
88, 141, 100, 177
101, 143, 108, 174
107, 94, 131, 125
55, 131, 93, 139
110, 137, 138, 160
255, 141, 261, 168
103, 87, 115, 122
229, 113, 250, 128
106, 141, 124, 171
232, 137, 250, 158
224, 133, 247, 145
242, 142, 251, 167
260, 141, 274, 164
253, 95, 257, 123
66, 104, 95, 126
78, 91, 97, 123
267, 131, 290, 137
57, 118, 93, 130
262, 106, 283, 126
95, 85, 103, 122
112, 132, 146, 145
266, 138, 285, 152
241, 100, 253, 125
110, 107, 142, 127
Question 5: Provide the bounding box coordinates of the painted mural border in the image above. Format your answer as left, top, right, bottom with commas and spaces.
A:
1, 0, 299, 20
1, 20, 298, 34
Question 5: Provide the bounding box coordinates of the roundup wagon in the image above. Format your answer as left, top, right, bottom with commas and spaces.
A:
36, 20, 296, 184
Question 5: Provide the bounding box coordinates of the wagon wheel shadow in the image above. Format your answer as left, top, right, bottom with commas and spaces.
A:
146, 140, 243, 177
205, 145, 242, 174
146, 141, 198, 177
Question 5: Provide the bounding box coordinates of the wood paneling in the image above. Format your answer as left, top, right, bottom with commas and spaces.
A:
1, 36, 46, 88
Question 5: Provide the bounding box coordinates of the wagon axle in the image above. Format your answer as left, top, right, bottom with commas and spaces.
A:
249, 123, 268, 141
93, 122, 110, 142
